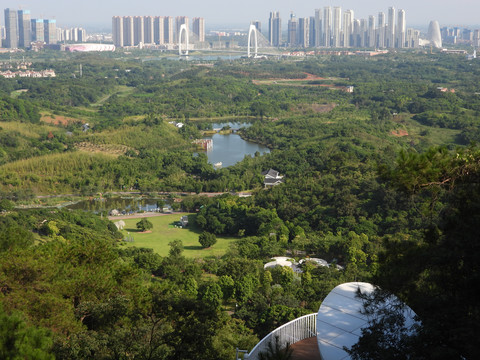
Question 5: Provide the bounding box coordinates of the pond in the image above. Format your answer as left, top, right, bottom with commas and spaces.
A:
202, 122, 270, 168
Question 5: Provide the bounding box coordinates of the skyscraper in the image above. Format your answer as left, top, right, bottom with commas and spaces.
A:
377, 12, 386, 48
268, 11, 281, 47
123, 16, 134, 46
144, 16, 154, 44
396, 9, 406, 48
342, 10, 354, 47
175, 16, 188, 43
133, 16, 144, 45
332, 6, 342, 47
314, 9, 322, 47
18, 10, 31, 47
287, 13, 297, 47
154, 16, 164, 45
368, 15, 376, 48
323, 6, 332, 47
31, 19, 44, 42
309, 16, 316, 47
387, 6, 395, 48
428, 20, 442, 48
43, 19, 57, 45
406, 28, 420, 48
4, 8, 18, 48
298, 17, 310, 48
193, 17, 205, 42
112, 16, 124, 47
164, 16, 174, 44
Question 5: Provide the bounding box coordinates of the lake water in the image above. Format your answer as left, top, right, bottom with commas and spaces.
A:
203, 122, 270, 167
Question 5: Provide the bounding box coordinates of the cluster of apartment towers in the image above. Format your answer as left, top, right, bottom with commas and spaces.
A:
112, 16, 205, 48
267, 6, 420, 48
3, 8, 86, 49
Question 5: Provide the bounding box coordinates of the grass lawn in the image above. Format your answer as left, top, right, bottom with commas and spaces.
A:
119, 213, 235, 258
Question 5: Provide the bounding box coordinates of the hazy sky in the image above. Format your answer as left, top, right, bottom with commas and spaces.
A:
3, 0, 480, 29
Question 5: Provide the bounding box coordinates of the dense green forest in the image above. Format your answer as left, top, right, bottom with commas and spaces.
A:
1, 50, 480, 359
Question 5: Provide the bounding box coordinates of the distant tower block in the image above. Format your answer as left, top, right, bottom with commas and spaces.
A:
428, 20, 442, 48
247, 24, 258, 58
178, 23, 189, 55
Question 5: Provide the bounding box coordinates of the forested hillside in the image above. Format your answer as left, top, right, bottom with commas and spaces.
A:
1, 50, 479, 359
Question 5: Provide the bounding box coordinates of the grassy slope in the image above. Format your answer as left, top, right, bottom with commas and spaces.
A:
118, 214, 235, 258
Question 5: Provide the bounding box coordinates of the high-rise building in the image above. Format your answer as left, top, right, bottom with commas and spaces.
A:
31, 19, 44, 42
154, 16, 164, 45
342, 10, 354, 47
268, 11, 281, 46
368, 15, 376, 48
287, 13, 297, 46
332, 6, 342, 47
314, 9, 322, 47
44, 19, 57, 45
4, 8, 18, 48
112, 16, 124, 47
396, 9, 406, 48
175, 16, 188, 43
474, 29, 480, 47
309, 16, 316, 47
298, 17, 309, 48
406, 28, 420, 48
77, 28, 86, 42
353, 19, 361, 47
144, 16, 154, 44
323, 6, 332, 47
377, 12, 386, 48
387, 6, 395, 48
18, 10, 31, 47
164, 16, 174, 44
359, 19, 368, 47
133, 16, 144, 45
428, 20, 442, 48
123, 16, 134, 46
193, 17, 205, 42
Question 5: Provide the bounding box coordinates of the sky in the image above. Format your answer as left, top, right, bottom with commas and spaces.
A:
3, 0, 480, 30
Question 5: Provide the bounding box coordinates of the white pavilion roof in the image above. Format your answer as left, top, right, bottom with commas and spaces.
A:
316, 282, 417, 360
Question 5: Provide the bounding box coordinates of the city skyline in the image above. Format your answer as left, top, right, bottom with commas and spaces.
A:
1, 1, 480, 29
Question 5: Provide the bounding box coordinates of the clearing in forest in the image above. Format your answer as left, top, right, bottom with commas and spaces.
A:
119, 214, 234, 258
41, 112, 83, 126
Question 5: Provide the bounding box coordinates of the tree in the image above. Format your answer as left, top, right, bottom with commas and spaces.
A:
0, 199, 14, 212
0, 305, 54, 360
258, 335, 293, 360
199, 231, 217, 248
136, 218, 153, 232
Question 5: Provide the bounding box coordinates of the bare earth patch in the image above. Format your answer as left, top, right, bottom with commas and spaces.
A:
41, 114, 82, 126
391, 129, 409, 137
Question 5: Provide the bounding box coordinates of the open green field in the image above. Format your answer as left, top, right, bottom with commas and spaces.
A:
119, 214, 235, 258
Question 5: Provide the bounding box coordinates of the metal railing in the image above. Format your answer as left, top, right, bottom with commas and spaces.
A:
244, 313, 317, 359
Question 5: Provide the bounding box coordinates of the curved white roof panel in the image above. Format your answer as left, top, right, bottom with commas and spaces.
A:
316, 282, 417, 360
